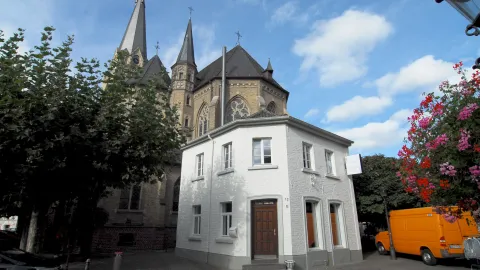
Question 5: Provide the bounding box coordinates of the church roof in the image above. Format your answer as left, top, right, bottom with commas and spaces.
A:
174, 19, 196, 67
195, 45, 288, 97
119, 0, 147, 59
137, 55, 171, 88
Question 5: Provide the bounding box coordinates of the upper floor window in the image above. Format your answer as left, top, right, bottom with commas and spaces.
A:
118, 185, 141, 210
325, 150, 335, 176
303, 143, 312, 169
198, 105, 209, 136
223, 143, 233, 169
253, 138, 271, 165
266, 101, 276, 115
179, 72, 184, 80
225, 97, 250, 123
196, 153, 204, 177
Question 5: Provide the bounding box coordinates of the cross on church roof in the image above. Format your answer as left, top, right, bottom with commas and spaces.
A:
188, 7, 194, 18
235, 31, 242, 45
155, 41, 160, 56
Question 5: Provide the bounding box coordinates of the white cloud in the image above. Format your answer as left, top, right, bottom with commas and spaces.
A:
292, 9, 393, 87
268, 1, 311, 27
304, 108, 320, 118
324, 96, 392, 123
335, 109, 411, 151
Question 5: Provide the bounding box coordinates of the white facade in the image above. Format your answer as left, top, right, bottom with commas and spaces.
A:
0, 216, 17, 231
176, 116, 362, 270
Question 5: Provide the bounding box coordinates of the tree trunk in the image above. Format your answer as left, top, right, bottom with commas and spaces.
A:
26, 208, 39, 253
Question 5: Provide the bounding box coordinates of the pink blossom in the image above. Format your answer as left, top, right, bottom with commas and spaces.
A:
443, 214, 458, 223
418, 117, 431, 129
457, 129, 471, 151
458, 103, 479, 120
469, 165, 480, 181
426, 134, 449, 150
440, 162, 457, 176
396, 171, 402, 178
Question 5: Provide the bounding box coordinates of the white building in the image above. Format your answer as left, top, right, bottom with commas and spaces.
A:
176, 111, 363, 269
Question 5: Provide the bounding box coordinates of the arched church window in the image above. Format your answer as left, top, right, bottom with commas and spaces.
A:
198, 105, 209, 136
184, 117, 189, 127
186, 95, 191, 106
225, 97, 250, 123
266, 101, 276, 114
172, 178, 180, 212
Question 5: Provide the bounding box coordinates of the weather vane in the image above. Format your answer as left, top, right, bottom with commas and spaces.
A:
188, 7, 194, 18
155, 41, 160, 56
235, 30, 242, 45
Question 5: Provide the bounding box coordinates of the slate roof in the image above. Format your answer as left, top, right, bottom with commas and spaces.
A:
265, 59, 273, 72
174, 19, 196, 67
119, 0, 147, 60
194, 45, 289, 97
137, 55, 171, 88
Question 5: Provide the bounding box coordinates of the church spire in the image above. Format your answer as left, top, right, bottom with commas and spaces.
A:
119, 0, 147, 59
265, 58, 274, 72
174, 18, 196, 67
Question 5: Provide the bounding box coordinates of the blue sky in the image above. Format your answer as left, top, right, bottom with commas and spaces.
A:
1, 0, 477, 157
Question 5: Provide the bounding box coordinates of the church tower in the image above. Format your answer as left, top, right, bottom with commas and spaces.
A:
117, 0, 147, 66
170, 18, 197, 141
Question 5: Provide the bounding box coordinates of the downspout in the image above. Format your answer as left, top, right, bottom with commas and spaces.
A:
206, 134, 215, 263
221, 46, 226, 126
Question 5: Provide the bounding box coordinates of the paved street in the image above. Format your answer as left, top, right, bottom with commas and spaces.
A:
67, 250, 477, 270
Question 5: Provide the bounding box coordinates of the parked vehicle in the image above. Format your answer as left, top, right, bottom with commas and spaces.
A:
375, 207, 480, 266
0, 248, 63, 269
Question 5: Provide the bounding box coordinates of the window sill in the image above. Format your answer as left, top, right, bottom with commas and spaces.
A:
308, 247, 326, 251
248, 165, 278, 171
115, 209, 144, 214
326, 174, 340, 180
188, 235, 202, 241
192, 176, 205, 182
215, 237, 234, 244
217, 168, 234, 176
301, 168, 320, 175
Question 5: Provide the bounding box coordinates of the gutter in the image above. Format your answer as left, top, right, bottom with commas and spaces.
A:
206, 134, 215, 263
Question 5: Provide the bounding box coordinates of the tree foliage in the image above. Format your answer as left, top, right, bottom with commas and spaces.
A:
0, 27, 184, 217
353, 155, 421, 228
397, 61, 480, 223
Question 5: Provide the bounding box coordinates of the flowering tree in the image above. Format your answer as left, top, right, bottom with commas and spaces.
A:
397, 62, 480, 223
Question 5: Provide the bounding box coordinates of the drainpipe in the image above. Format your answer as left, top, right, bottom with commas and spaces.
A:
206, 134, 215, 263
221, 46, 226, 126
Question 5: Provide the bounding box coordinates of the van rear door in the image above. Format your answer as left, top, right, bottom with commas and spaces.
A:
441, 217, 464, 252
457, 213, 480, 237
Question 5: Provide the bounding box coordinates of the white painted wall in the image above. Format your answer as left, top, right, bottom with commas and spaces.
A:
177, 124, 293, 257
286, 126, 361, 255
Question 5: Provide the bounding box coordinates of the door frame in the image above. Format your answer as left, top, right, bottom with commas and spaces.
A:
249, 197, 281, 260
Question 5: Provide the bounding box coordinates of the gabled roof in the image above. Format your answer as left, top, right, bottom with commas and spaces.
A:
174, 19, 196, 67
137, 55, 171, 88
195, 45, 288, 97
119, 0, 147, 59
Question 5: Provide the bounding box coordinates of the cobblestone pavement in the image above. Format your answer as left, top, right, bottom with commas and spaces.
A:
67, 250, 477, 270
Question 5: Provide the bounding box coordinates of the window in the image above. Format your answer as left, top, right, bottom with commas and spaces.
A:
172, 178, 180, 212
330, 203, 345, 248
225, 97, 250, 123
186, 95, 191, 106
179, 72, 184, 79
117, 233, 135, 246
305, 201, 323, 249
325, 150, 335, 175
266, 101, 276, 114
221, 202, 233, 236
253, 138, 272, 165
118, 185, 141, 210
196, 153, 204, 177
223, 143, 233, 169
198, 105, 209, 136
184, 117, 189, 127
193, 205, 201, 235
303, 143, 312, 169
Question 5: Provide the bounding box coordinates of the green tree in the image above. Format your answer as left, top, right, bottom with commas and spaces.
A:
0, 27, 184, 254
353, 155, 421, 229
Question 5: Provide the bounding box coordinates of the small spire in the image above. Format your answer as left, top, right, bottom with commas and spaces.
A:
155, 41, 159, 56
174, 17, 196, 67
265, 58, 273, 72
235, 30, 242, 45
119, 0, 147, 59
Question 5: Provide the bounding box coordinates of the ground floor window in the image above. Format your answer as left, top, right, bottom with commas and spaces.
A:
305, 201, 324, 249
330, 202, 345, 248
117, 233, 135, 246
193, 205, 201, 235
221, 202, 233, 236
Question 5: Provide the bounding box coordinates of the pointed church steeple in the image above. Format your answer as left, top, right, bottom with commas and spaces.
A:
119, 0, 147, 60
265, 58, 274, 72
174, 18, 196, 67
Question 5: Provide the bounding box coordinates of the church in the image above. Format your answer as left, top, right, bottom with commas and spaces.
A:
94, 1, 364, 269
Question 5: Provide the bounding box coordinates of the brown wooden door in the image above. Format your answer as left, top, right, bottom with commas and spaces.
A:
331, 212, 339, 246
252, 200, 278, 257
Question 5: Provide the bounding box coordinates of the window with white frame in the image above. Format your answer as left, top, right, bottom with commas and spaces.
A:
325, 150, 335, 175
303, 143, 312, 169
193, 205, 201, 235
196, 153, 204, 177
252, 138, 272, 165
221, 202, 233, 236
223, 143, 233, 169
329, 203, 345, 248
305, 201, 324, 249
118, 185, 141, 210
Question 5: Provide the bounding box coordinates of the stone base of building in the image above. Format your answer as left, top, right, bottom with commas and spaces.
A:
175, 247, 363, 270
92, 226, 176, 254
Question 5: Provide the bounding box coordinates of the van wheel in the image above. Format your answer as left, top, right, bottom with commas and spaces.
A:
421, 249, 437, 266
377, 243, 388, 255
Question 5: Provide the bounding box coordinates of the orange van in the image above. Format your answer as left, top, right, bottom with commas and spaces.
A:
375, 207, 480, 265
